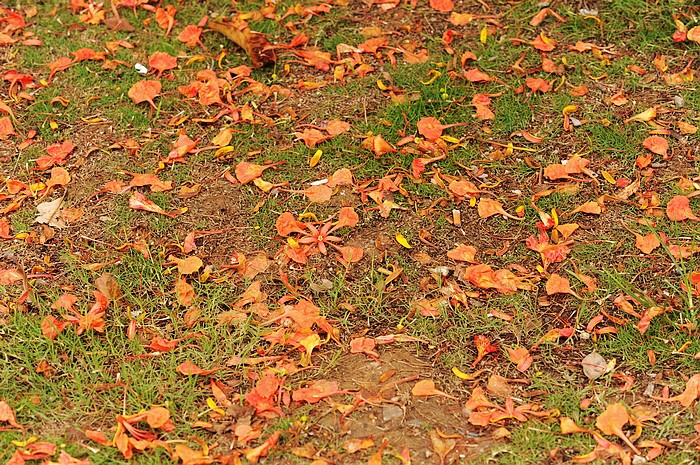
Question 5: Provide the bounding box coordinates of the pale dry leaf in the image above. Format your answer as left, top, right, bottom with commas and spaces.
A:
582, 352, 606, 380
35, 197, 66, 228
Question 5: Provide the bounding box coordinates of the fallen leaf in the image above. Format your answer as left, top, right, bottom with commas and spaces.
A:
546, 273, 581, 299
595, 403, 641, 454
0, 116, 14, 137
209, 18, 276, 68
302, 184, 333, 203
147, 336, 179, 353
461, 61, 491, 78
666, 195, 698, 221
677, 121, 698, 134
487, 374, 512, 398
687, 26, 700, 43
634, 232, 661, 254
643, 135, 668, 158
429, 429, 456, 465
560, 417, 592, 434
175, 277, 196, 306
178, 25, 205, 49
350, 337, 379, 359
42, 315, 69, 340
525, 77, 551, 93
48, 56, 72, 82
478, 198, 522, 220
447, 244, 477, 263
46, 167, 71, 188
128, 80, 162, 109
127, 172, 173, 192
506, 347, 533, 372
129, 192, 170, 217
637, 306, 666, 335
362, 134, 396, 156
624, 107, 656, 124
582, 352, 606, 380
412, 379, 457, 399
570, 201, 601, 215
172, 444, 212, 465
35, 197, 66, 228
292, 380, 346, 404
177, 361, 223, 376
84, 429, 110, 445
169, 255, 203, 274
235, 161, 283, 184
344, 437, 374, 454
155, 5, 177, 36
104, 16, 135, 32
95, 272, 122, 301
395, 232, 412, 248
429, 0, 454, 12
662, 374, 700, 407
464, 386, 497, 410
149, 51, 177, 78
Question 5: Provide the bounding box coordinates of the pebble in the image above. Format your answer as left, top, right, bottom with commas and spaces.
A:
382, 405, 403, 422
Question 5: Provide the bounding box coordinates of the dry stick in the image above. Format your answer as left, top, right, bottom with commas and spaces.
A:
109, 0, 120, 20
377, 373, 420, 397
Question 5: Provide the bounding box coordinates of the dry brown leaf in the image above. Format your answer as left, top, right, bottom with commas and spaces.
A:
35, 197, 66, 228
209, 18, 276, 68
95, 272, 122, 302
429, 429, 456, 465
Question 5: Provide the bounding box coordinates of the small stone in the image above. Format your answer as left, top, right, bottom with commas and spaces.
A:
382, 405, 403, 422
310, 278, 333, 293
579, 8, 598, 16
673, 95, 685, 108
582, 352, 607, 380
134, 63, 148, 75
643, 382, 654, 397
429, 266, 451, 277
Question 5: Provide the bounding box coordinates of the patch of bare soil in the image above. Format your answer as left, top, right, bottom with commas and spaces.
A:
175, 173, 259, 268
315, 348, 498, 464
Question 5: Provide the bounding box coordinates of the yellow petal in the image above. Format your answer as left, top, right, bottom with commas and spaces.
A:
395, 232, 412, 249
601, 170, 616, 184
214, 146, 234, 158
185, 56, 206, 67
206, 398, 226, 416
452, 367, 476, 380
309, 149, 322, 168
